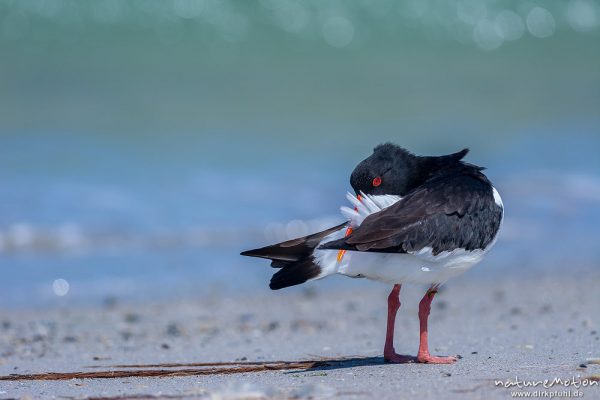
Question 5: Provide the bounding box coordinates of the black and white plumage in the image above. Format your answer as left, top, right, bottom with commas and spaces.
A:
242, 144, 503, 364
242, 144, 503, 290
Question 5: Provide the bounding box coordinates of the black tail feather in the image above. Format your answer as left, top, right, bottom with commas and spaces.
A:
241, 222, 346, 290
269, 257, 321, 290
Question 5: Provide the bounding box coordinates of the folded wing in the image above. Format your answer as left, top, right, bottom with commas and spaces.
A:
319, 173, 502, 256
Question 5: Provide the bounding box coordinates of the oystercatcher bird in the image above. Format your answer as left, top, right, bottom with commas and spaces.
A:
241, 144, 503, 364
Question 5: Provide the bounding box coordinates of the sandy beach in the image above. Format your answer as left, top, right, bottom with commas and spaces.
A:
1, 274, 599, 399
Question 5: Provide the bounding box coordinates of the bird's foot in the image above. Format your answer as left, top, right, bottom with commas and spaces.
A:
384, 351, 415, 364
416, 353, 457, 364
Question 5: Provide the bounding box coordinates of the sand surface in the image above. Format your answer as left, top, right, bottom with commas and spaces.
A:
1, 275, 599, 399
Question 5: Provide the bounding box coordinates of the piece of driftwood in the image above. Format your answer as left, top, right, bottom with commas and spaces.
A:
60, 395, 189, 400
0, 360, 331, 381
85, 360, 293, 369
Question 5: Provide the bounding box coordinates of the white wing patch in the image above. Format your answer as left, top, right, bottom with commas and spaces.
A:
492, 186, 503, 208
340, 192, 401, 227
313, 192, 402, 280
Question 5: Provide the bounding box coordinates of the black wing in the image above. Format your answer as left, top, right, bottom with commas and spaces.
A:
241, 222, 346, 266
319, 172, 502, 256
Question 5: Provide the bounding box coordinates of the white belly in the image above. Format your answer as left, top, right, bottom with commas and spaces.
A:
314, 233, 486, 285
339, 248, 485, 285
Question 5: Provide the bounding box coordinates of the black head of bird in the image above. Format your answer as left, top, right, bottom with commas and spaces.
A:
349, 143, 470, 197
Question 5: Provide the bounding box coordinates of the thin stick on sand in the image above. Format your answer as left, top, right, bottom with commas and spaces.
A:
0, 357, 375, 381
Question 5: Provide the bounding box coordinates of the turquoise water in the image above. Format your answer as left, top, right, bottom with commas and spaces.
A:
1, 1, 599, 307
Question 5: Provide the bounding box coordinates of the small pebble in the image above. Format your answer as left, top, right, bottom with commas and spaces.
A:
161, 343, 170, 349
510, 307, 522, 315
266, 321, 279, 332
124, 313, 141, 324
582, 319, 591, 328
63, 336, 78, 343
166, 323, 182, 337
539, 304, 552, 313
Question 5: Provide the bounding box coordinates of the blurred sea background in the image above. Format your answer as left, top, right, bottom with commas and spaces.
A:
1, 0, 599, 308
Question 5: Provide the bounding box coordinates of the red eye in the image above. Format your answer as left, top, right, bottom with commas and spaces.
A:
372, 176, 382, 187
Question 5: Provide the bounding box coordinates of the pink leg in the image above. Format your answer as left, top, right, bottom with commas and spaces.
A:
417, 289, 457, 364
383, 284, 413, 363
